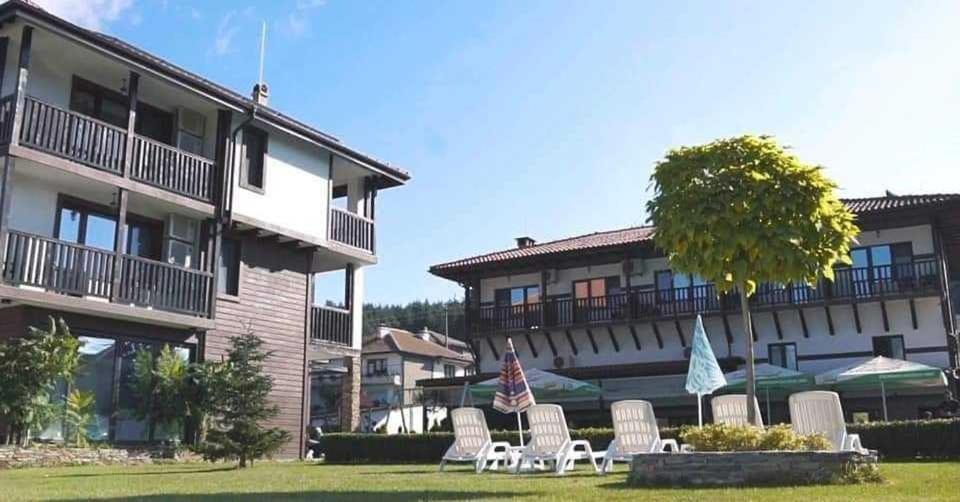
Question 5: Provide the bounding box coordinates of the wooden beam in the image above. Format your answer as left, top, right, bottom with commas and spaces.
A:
674, 319, 687, 347
0, 37, 8, 94
585, 328, 599, 354
880, 300, 890, 332
909, 298, 918, 330
824, 305, 835, 335
469, 339, 482, 365
8, 25, 32, 150
123, 71, 139, 178
524, 332, 538, 358
109, 189, 128, 303
798, 308, 809, 338
852, 303, 862, 334
486, 337, 500, 361
651, 322, 664, 349
543, 330, 558, 357
606, 326, 620, 352
772, 310, 783, 340
564, 329, 579, 355
721, 313, 733, 345
749, 314, 758, 342
628, 324, 641, 351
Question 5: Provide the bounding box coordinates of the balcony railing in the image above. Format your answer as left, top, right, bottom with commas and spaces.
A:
2, 230, 213, 318
472, 260, 940, 334
329, 207, 375, 254
311, 304, 352, 346
2, 96, 215, 202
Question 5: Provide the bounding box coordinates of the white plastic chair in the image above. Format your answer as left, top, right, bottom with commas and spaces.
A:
440, 407, 513, 473
789, 391, 866, 453
514, 404, 599, 475
711, 394, 764, 427
599, 400, 679, 474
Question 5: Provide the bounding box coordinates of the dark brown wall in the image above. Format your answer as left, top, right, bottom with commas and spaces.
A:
207, 234, 310, 459
0, 306, 193, 344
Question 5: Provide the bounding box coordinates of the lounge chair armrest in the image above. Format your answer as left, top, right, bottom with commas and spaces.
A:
679, 443, 695, 453
489, 441, 513, 452
660, 439, 679, 452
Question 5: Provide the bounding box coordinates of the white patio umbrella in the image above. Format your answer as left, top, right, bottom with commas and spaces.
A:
815, 356, 948, 421
684, 315, 727, 427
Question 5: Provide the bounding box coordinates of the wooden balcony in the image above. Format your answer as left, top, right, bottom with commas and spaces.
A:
0, 95, 215, 203
2, 230, 213, 318
329, 207, 375, 254
470, 259, 942, 335
311, 304, 352, 346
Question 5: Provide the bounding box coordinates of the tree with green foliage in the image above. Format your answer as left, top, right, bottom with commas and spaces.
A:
198, 331, 290, 468
64, 389, 95, 447
182, 359, 224, 443
363, 299, 465, 340
0, 317, 82, 445
130, 344, 190, 442
647, 135, 859, 425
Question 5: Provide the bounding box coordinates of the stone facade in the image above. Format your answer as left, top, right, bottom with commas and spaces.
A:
0, 445, 188, 470
628, 451, 878, 486
340, 356, 361, 432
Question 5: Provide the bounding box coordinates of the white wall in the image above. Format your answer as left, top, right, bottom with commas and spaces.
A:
230, 123, 331, 242
8, 171, 58, 236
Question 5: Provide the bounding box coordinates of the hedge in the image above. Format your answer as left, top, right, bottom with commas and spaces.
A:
318, 419, 960, 463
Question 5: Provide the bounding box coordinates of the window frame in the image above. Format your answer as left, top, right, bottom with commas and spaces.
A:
217, 237, 242, 298
767, 342, 798, 370
872, 335, 906, 360
240, 126, 268, 193
366, 358, 387, 376
55, 195, 161, 255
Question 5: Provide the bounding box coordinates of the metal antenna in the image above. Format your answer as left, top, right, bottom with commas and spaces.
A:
257, 21, 267, 86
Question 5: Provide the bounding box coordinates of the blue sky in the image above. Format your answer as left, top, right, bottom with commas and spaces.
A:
42, 0, 960, 304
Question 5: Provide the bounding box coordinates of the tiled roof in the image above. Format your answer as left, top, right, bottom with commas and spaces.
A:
429, 193, 960, 277
3, 0, 410, 184
363, 328, 473, 363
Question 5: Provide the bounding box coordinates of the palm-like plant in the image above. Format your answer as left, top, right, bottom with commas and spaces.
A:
64, 389, 95, 447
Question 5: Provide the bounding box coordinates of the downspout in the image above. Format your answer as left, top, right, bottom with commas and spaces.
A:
223, 107, 258, 226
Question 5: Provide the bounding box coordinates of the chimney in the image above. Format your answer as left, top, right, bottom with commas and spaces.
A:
377, 325, 391, 339
419, 327, 431, 341
252, 83, 269, 106
516, 236, 536, 249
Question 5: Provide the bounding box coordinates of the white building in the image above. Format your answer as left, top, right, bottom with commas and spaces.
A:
425, 193, 960, 425
361, 327, 473, 433
0, 1, 409, 455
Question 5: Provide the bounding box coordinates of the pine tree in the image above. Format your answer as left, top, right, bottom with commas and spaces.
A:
198, 331, 290, 468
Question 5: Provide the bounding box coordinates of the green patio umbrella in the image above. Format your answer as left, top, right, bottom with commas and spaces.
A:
469, 368, 601, 403
724, 363, 814, 421
815, 356, 948, 421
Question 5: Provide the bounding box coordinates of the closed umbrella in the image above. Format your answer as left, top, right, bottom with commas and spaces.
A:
684, 315, 727, 426
492, 338, 536, 446
816, 356, 947, 421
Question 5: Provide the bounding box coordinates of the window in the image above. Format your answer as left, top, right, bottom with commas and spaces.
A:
218, 238, 241, 296
843, 243, 913, 296
768, 343, 798, 370
492, 285, 541, 328
69, 76, 174, 144
873, 335, 905, 360
126, 217, 163, 261
135, 101, 174, 144
572, 276, 621, 322
56, 200, 117, 251
366, 358, 387, 376
444, 364, 456, 378
241, 126, 267, 191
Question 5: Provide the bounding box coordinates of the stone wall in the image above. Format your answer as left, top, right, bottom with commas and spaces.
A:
628, 451, 878, 486
0, 445, 185, 469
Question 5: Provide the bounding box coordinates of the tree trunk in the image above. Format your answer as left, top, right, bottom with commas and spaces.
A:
239, 455, 247, 469
739, 285, 758, 426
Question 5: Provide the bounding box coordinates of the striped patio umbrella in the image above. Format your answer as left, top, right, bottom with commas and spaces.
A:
493, 338, 535, 446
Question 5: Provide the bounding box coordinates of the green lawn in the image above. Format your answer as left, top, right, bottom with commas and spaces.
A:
0, 461, 957, 501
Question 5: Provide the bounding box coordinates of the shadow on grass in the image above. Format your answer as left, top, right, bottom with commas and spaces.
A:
43, 466, 238, 478
46, 491, 521, 501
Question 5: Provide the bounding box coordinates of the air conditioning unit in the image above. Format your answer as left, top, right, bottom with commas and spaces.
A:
167, 214, 197, 242
165, 214, 198, 268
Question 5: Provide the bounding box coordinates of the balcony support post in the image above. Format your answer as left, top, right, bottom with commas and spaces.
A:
824, 305, 835, 335
909, 298, 918, 330
628, 324, 641, 351
797, 308, 810, 338
651, 322, 664, 349
9, 25, 32, 150
0, 156, 13, 268
540, 270, 548, 328
122, 71, 139, 178
852, 302, 862, 334
772, 310, 783, 340
542, 330, 558, 357
109, 188, 128, 302
880, 300, 890, 332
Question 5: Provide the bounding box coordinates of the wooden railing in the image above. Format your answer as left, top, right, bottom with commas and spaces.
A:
19, 97, 126, 174
2, 231, 212, 317
3, 231, 115, 298
329, 207, 375, 254
311, 304, 352, 346
116, 255, 213, 317
130, 135, 214, 201
473, 260, 940, 334
0, 95, 215, 203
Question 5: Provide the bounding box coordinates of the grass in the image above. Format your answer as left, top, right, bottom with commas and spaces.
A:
0, 461, 957, 501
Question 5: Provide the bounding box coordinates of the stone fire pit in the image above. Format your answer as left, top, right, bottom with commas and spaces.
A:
628, 450, 878, 486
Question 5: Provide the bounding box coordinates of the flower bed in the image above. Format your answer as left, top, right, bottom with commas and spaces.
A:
628, 450, 878, 486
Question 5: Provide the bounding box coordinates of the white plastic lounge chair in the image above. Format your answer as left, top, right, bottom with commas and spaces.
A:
599, 400, 679, 474
440, 407, 513, 473
514, 404, 599, 475
789, 391, 867, 453
711, 394, 764, 427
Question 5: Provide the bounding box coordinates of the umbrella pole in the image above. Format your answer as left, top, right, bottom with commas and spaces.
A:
697, 393, 703, 428
516, 410, 524, 447
765, 387, 771, 424
881, 380, 889, 422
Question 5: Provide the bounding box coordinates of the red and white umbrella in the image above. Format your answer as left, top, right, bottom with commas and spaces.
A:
493, 338, 535, 445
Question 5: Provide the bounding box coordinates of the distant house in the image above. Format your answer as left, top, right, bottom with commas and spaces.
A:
361, 327, 474, 433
